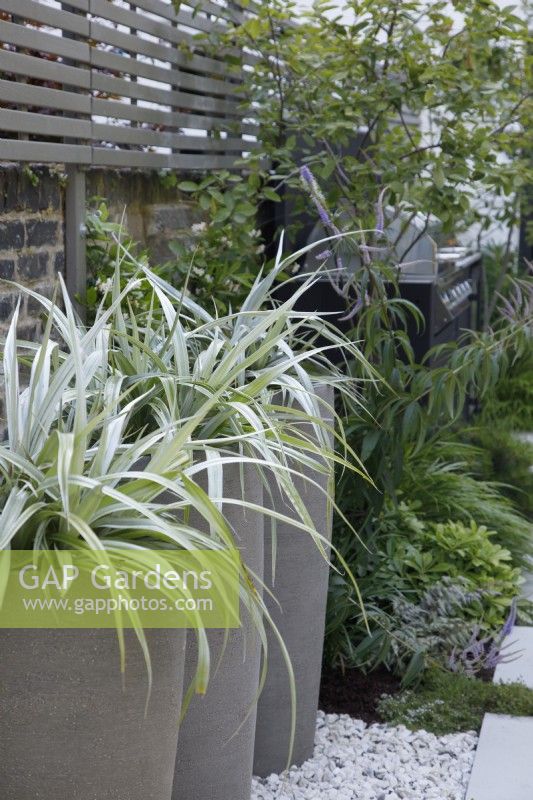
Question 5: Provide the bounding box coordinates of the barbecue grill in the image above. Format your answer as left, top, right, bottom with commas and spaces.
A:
275, 215, 482, 362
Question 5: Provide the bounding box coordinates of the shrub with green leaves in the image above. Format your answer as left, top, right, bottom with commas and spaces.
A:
315, 212, 533, 682
337, 577, 501, 684
160, 171, 271, 313
85, 201, 155, 314
378, 668, 533, 736
374, 515, 520, 628
400, 451, 533, 571
325, 499, 524, 681
86, 176, 279, 317
209, 0, 531, 275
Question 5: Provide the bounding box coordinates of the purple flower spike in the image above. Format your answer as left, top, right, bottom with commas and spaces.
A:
339, 296, 363, 322
300, 165, 313, 185
299, 165, 336, 232
375, 187, 387, 234
500, 599, 517, 639
317, 203, 332, 228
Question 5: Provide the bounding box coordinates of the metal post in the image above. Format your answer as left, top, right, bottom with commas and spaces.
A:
65, 165, 87, 320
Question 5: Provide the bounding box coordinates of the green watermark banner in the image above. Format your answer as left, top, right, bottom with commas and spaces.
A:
0, 549, 240, 629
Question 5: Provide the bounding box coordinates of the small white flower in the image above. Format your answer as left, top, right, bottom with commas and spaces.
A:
191, 221, 207, 236
256, 244, 266, 255
95, 277, 113, 295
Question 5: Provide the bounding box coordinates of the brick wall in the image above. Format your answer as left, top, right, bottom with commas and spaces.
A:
0, 165, 201, 333
0, 166, 64, 343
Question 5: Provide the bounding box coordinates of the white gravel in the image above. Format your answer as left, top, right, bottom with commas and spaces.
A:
252, 711, 478, 800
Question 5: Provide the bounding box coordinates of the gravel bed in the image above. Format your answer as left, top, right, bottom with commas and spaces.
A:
252, 711, 478, 800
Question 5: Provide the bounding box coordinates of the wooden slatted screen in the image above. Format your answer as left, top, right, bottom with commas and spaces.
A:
0, 0, 257, 169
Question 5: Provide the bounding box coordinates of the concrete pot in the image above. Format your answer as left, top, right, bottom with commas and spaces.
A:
0, 628, 186, 800
254, 384, 335, 776
172, 461, 264, 800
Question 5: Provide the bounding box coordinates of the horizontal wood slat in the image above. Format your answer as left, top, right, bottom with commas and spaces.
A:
186, 1, 245, 25
1, 0, 89, 37
88, 19, 238, 80
0, 77, 91, 115
0, 50, 91, 91
0, 138, 92, 163
90, 47, 240, 98
134, 0, 239, 30
91, 72, 240, 116
90, 1, 192, 49
92, 96, 257, 135
92, 121, 256, 150
0, 0, 255, 169
0, 19, 91, 62
0, 107, 90, 138
92, 146, 239, 170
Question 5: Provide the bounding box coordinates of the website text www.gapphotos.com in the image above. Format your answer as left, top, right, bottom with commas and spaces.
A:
0, 550, 240, 629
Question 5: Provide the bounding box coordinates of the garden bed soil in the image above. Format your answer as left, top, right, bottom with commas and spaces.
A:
319, 665, 496, 727
319, 666, 402, 724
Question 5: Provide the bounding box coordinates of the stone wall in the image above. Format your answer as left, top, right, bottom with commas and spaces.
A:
87, 170, 201, 265
0, 166, 64, 343
0, 164, 201, 327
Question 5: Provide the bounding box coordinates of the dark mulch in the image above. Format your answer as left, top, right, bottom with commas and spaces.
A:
319, 666, 402, 725
319, 665, 496, 725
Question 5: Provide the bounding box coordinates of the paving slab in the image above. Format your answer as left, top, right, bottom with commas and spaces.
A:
465, 713, 533, 800
494, 626, 533, 689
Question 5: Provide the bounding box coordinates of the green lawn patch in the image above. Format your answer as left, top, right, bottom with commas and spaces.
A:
377, 668, 533, 735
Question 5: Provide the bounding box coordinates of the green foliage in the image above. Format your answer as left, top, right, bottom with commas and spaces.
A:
479, 273, 533, 425
374, 516, 520, 627
400, 449, 533, 571
328, 576, 501, 684
378, 668, 533, 736
22, 165, 39, 188
85, 201, 157, 315
459, 426, 533, 520
214, 0, 531, 250
87, 178, 274, 316
331, 276, 533, 567
161, 0, 533, 326
295, 154, 533, 683
326, 321, 533, 679
315, 174, 533, 683
479, 348, 533, 430
167, 172, 267, 313
481, 242, 519, 318
325, 497, 523, 681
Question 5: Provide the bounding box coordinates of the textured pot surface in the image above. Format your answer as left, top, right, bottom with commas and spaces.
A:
254, 384, 335, 777
173, 461, 264, 800
0, 628, 186, 800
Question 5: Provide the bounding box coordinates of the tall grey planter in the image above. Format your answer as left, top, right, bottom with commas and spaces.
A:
172, 461, 264, 800
0, 628, 186, 800
254, 384, 335, 776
